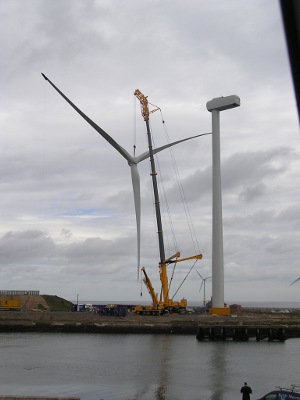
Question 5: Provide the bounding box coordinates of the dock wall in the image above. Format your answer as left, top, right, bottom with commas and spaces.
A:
1, 311, 300, 338
0, 397, 79, 400
196, 325, 295, 341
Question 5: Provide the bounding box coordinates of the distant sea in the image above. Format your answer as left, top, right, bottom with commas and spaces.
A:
230, 301, 300, 308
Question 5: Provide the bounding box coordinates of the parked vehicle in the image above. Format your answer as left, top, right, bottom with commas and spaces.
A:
257, 386, 300, 400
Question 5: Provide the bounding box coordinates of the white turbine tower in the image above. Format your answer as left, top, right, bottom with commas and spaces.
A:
206, 95, 240, 316
196, 270, 211, 307
41, 74, 211, 276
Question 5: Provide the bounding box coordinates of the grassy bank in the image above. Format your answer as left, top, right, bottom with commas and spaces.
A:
42, 295, 73, 311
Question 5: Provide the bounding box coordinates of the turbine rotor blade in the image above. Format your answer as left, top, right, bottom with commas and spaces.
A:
130, 164, 141, 278
196, 269, 203, 279
42, 73, 142, 273
136, 133, 212, 164
199, 280, 204, 293
290, 276, 300, 286
41, 73, 132, 162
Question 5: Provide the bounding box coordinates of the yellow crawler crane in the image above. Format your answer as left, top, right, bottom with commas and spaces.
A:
133, 90, 202, 315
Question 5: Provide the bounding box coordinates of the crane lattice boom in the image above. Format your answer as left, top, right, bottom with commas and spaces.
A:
134, 89, 149, 121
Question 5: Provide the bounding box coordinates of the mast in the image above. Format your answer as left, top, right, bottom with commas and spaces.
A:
134, 89, 166, 264
134, 89, 202, 309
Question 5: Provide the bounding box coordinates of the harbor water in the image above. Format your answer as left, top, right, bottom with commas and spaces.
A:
0, 332, 299, 400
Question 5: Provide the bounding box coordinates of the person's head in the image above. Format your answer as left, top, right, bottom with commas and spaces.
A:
244, 382, 248, 386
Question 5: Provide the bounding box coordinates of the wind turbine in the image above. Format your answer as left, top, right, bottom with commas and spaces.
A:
290, 277, 300, 286
196, 270, 211, 306
41, 73, 211, 276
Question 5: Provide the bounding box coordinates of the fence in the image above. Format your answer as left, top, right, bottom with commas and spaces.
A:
0, 290, 39, 296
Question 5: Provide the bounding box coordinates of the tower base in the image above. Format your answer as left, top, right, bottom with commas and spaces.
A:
210, 307, 230, 316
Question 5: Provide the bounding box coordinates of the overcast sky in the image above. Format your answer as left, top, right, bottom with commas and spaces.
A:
1, 0, 299, 305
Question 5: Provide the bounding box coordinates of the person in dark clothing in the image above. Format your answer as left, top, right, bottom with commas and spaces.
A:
241, 382, 252, 400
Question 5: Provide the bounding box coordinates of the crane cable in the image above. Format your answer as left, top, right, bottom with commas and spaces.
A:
155, 109, 202, 298
141, 101, 202, 299
173, 259, 199, 299
153, 140, 179, 253
148, 120, 178, 258
168, 260, 178, 295
159, 109, 201, 255
147, 101, 178, 254
133, 97, 137, 156
148, 108, 203, 299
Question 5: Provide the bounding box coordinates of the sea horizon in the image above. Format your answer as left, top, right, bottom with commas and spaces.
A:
70, 299, 300, 308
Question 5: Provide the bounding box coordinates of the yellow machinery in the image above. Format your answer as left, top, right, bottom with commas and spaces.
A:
133, 90, 202, 315
0, 299, 21, 310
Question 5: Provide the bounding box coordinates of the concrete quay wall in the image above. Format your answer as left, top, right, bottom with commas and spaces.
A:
0, 397, 79, 400
0, 311, 300, 337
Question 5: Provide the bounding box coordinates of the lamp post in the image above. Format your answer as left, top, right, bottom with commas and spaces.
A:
206, 95, 240, 316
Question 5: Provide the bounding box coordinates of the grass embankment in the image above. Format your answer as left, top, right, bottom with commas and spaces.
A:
41, 295, 73, 311
0, 294, 73, 312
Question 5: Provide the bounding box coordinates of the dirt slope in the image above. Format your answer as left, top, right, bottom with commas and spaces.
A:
0, 294, 72, 311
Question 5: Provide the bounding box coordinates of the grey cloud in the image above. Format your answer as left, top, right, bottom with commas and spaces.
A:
0, 228, 137, 277
224, 231, 300, 283
0, 230, 55, 264
167, 147, 293, 204
222, 148, 291, 189
239, 183, 267, 202
277, 206, 300, 226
